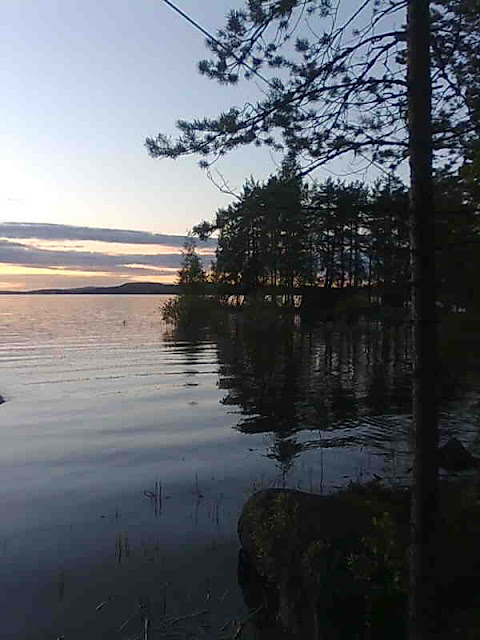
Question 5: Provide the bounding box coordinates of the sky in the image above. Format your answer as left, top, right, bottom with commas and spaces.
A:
1, 0, 401, 291
1, 0, 253, 289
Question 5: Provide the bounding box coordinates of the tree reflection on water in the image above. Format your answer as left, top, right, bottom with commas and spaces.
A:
213, 317, 415, 474
163, 312, 470, 480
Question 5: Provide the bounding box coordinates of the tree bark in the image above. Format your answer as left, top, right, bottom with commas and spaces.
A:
407, 1, 439, 638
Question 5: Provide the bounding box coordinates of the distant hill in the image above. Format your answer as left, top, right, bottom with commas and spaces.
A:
0, 282, 178, 295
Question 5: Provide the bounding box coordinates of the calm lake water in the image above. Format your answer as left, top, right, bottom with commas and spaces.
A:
0, 295, 479, 639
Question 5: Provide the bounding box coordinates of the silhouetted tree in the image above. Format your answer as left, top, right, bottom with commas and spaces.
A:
433, 159, 480, 311
177, 237, 206, 293
146, 1, 477, 173
195, 163, 312, 299
407, 1, 437, 636
147, 1, 479, 636
367, 177, 410, 304
307, 179, 371, 288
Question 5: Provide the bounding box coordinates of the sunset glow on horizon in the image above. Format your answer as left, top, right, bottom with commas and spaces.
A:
1, 0, 287, 294
0, 221, 214, 291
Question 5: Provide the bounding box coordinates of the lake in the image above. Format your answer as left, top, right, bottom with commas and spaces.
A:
0, 295, 479, 639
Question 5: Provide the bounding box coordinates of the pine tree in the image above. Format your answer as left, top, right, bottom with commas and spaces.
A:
177, 237, 206, 294
146, 2, 479, 636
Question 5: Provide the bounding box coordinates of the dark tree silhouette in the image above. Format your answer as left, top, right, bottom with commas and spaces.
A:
435, 168, 480, 311
146, 1, 478, 173
196, 170, 415, 304
407, 1, 438, 637
177, 237, 207, 293
146, 2, 479, 637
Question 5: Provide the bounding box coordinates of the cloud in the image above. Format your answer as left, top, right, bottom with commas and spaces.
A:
0, 222, 216, 289
0, 222, 216, 248
0, 238, 187, 272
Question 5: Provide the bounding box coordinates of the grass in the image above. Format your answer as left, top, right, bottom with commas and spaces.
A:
109, 592, 258, 640
143, 480, 163, 516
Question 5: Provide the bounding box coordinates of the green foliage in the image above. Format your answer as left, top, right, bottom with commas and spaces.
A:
241, 479, 480, 638
347, 510, 407, 597
249, 492, 300, 567
329, 481, 410, 613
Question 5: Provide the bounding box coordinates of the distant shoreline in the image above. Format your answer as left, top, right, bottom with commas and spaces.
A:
0, 282, 178, 295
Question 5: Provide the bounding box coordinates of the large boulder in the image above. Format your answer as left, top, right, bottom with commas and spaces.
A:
237, 487, 408, 639
438, 438, 480, 471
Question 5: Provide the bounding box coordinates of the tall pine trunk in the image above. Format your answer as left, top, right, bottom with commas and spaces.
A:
407, 0, 439, 638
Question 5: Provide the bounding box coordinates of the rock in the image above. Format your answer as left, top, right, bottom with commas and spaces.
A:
238, 489, 371, 578
237, 487, 402, 638
438, 438, 480, 471
0, 394, 4, 405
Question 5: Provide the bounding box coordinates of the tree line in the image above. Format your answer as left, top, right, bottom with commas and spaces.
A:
191, 157, 479, 310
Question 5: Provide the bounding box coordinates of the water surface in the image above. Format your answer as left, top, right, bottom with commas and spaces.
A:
0, 295, 479, 639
